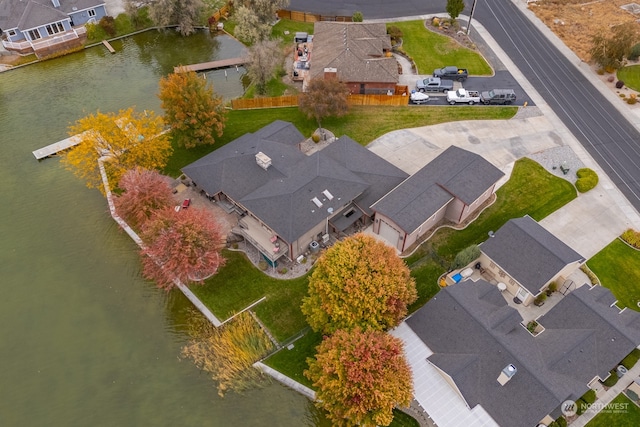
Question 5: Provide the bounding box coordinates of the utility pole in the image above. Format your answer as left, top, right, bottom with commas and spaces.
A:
466, 0, 479, 36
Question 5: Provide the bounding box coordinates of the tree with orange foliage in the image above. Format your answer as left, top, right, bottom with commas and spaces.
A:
301, 233, 417, 334
61, 108, 171, 194
113, 167, 175, 229
158, 69, 226, 149
140, 207, 225, 290
305, 327, 413, 427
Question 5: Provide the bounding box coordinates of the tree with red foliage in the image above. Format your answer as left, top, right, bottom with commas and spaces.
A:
305, 327, 413, 426
140, 207, 225, 290
113, 167, 175, 229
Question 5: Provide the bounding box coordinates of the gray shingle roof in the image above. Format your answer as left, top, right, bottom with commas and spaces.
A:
480, 216, 585, 294
407, 281, 640, 427
1, 0, 104, 30
371, 146, 504, 233
181, 121, 406, 243
310, 21, 398, 84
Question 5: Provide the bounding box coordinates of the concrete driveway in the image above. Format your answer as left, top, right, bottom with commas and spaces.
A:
367, 107, 640, 258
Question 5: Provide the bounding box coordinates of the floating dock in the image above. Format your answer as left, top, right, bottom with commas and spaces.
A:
175, 57, 245, 73
102, 40, 116, 54
32, 132, 85, 160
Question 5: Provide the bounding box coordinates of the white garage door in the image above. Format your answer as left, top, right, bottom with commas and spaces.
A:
378, 220, 401, 249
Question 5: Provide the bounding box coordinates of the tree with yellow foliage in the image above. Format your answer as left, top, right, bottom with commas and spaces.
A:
301, 233, 417, 334
158, 69, 226, 149
61, 108, 171, 193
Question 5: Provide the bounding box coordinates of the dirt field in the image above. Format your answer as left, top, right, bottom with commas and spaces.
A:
529, 0, 640, 62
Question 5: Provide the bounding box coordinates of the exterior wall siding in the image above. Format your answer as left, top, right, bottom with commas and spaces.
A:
292, 220, 327, 259
444, 197, 465, 223
70, 6, 107, 26
402, 202, 449, 251
344, 81, 396, 95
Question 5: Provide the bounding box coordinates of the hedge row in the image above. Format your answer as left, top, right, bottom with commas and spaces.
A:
621, 229, 640, 249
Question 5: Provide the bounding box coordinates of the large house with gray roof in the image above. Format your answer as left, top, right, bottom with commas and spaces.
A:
371, 146, 505, 252
478, 215, 585, 306
0, 0, 107, 58
181, 121, 408, 264
405, 280, 640, 427
310, 21, 398, 94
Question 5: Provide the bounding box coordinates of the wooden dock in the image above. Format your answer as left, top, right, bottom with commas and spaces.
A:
175, 57, 245, 73
102, 40, 115, 54
32, 132, 86, 160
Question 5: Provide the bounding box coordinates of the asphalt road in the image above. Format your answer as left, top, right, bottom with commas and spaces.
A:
475, 0, 640, 211
290, 0, 640, 212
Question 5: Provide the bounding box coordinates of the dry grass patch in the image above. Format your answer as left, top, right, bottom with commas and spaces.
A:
530, 0, 639, 61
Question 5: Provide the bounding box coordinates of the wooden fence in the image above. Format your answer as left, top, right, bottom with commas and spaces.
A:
277, 10, 352, 23
231, 94, 410, 110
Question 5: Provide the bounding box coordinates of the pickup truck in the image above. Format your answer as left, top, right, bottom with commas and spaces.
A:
415, 77, 454, 93
446, 88, 481, 105
433, 66, 468, 82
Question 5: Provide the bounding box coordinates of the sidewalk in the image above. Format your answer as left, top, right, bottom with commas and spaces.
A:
569, 362, 640, 427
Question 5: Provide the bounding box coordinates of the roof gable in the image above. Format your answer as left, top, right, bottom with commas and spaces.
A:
406, 281, 640, 427
181, 122, 405, 243
480, 216, 584, 294
372, 146, 504, 233
311, 21, 398, 83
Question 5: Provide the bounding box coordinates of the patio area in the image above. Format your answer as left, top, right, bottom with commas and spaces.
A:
444, 263, 592, 323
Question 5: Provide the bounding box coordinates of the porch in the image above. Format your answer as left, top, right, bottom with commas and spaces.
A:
2, 26, 87, 57
444, 263, 591, 323
232, 215, 289, 264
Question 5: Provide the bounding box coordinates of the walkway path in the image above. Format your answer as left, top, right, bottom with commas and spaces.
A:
570, 363, 640, 426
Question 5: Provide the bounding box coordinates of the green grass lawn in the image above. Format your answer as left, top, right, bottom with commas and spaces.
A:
406, 158, 577, 309
618, 65, 640, 92
587, 239, 640, 311
586, 393, 640, 427
163, 106, 515, 176
190, 250, 310, 341
388, 20, 492, 76
272, 19, 315, 45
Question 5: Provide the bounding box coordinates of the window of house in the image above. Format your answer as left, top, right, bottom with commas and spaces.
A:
88, 9, 96, 17
8, 29, 16, 37
489, 261, 496, 269
46, 22, 65, 36
498, 269, 506, 278
509, 278, 516, 285
28, 29, 41, 40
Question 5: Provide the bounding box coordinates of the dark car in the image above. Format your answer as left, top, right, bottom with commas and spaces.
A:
480, 89, 517, 105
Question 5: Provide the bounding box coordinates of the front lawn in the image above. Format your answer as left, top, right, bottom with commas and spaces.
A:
407, 158, 577, 308
164, 106, 516, 176
388, 20, 492, 75
190, 250, 310, 341
617, 65, 640, 92
587, 239, 640, 311
586, 393, 640, 427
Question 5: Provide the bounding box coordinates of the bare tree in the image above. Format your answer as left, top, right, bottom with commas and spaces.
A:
244, 39, 283, 94
298, 78, 349, 135
135, 0, 204, 36
233, 6, 271, 44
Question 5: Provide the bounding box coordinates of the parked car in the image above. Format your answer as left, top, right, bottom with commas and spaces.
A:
409, 91, 430, 104
446, 88, 481, 105
182, 198, 191, 209
480, 89, 517, 105
433, 66, 468, 81
415, 77, 454, 93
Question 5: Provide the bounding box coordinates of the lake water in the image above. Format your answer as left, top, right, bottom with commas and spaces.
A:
0, 29, 322, 426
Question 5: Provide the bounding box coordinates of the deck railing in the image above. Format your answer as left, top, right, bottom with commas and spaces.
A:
2, 26, 86, 51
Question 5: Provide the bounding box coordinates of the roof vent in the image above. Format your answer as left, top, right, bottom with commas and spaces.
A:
255, 152, 271, 170
322, 189, 334, 200
497, 364, 517, 386
327, 207, 334, 214
312, 197, 323, 208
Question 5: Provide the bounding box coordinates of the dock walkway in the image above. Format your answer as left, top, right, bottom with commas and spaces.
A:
32, 132, 86, 159
175, 57, 245, 73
